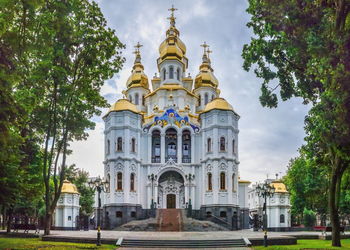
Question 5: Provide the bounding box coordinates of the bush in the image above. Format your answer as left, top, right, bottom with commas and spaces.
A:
303, 208, 316, 227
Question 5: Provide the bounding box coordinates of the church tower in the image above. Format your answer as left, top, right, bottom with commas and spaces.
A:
101, 6, 245, 230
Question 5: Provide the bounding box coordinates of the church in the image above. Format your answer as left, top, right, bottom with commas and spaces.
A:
101, 7, 248, 230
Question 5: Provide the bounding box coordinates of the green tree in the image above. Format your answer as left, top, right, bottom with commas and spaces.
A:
303, 208, 316, 227
242, 0, 350, 246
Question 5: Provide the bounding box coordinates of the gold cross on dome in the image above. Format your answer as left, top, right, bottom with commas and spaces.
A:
207, 48, 212, 58
200, 42, 209, 54
134, 42, 143, 53
168, 5, 178, 17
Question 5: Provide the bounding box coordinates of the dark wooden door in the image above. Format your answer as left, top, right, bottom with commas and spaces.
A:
166, 194, 176, 208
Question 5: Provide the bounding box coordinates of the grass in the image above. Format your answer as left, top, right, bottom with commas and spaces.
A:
253, 239, 350, 249
0, 236, 116, 249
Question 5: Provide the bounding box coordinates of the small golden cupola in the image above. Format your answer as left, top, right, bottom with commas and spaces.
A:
126, 42, 149, 90
194, 42, 219, 90
124, 42, 150, 113
157, 5, 188, 74
193, 43, 220, 112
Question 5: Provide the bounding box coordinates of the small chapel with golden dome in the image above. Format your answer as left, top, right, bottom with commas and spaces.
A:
101, 7, 249, 229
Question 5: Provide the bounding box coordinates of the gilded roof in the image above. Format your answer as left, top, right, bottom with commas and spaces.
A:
271, 181, 288, 193
202, 98, 234, 113
106, 99, 140, 115
61, 180, 79, 194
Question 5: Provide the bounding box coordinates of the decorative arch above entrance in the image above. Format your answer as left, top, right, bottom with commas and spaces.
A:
158, 170, 185, 209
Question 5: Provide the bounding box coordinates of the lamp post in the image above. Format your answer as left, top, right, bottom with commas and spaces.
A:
148, 174, 157, 210
185, 174, 195, 217
256, 180, 275, 247
88, 176, 110, 246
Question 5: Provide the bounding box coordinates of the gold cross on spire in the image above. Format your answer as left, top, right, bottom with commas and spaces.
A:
207, 48, 212, 58
168, 5, 178, 17
134, 42, 143, 54
167, 5, 178, 26
200, 42, 209, 55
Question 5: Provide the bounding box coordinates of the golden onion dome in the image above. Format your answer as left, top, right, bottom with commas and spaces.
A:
270, 181, 288, 193
157, 10, 188, 69
108, 99, 139, 114
202, 98, 234, 113
61, 180, 79, 194
126, 43, 149, 89
194, 46, 218, 89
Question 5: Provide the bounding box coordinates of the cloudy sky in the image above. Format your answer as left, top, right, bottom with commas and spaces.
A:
67, 0, 310, 183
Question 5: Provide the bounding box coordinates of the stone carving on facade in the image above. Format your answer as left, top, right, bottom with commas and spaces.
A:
129, 164, 137, 172
206, 164, 213, 172
157, 158, 184, 173
115, 163, 124, 171
219, 163, 228, 171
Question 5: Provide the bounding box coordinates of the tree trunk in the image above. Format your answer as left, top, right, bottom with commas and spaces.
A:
6, 209, 13, 233
329, 169, 341, 247
44, 211, 51, 235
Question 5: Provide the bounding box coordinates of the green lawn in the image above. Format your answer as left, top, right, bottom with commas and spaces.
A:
253, 239, 350, 249
0, 236, 116, 249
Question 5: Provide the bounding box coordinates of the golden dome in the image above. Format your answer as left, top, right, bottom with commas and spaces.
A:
126, 43, 149, 89
61, 180, 79, 194
107, 99, 139, 114
157, 9, 188, 69
194, 45, 218, 89
270, 181, 288, 193
202, 98, 234, 113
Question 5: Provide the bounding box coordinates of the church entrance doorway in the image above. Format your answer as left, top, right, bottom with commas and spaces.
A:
167, 194, 176, 208
158, 170, 185, 209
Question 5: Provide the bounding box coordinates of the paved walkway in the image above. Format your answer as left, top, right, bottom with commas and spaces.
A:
33, 229, 345, 240
158, 209, 182, 231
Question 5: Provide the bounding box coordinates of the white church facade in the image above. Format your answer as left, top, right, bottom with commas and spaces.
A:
98, 8, 290, 230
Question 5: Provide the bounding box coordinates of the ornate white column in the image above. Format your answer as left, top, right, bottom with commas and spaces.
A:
148, 135, 152, 164
161, 132, 165, 163
177, 132, 182, 163
191, 133, 194, 163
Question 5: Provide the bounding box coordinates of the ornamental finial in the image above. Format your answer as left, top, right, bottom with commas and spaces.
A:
133, 42, 143, 64
200, 41, 209, 55
167, 5, 178, 26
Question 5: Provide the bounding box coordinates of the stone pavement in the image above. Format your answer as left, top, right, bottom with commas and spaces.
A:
40, 229, 341, 240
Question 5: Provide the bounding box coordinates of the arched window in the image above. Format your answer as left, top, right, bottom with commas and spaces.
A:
152, 130, 161, 163
142, 95, 145, 106
166, 128, 177, 162
204, 93, 209, 105
131, 138, 136, 153
182, 130, 191, 163
169, 66, 174, 79
107, 140, 110, 154
116, 172, 123, 191
232, 139, 235, 154
280, 214, 285, 223
130, 173, 135, 191
220, 172, 226, 190
129, 95, 132, 103
117, 137, 123, 152
135, 93, 139, 105
212, 94, 215, 101
176, 68, 180, 80
198, 95, 201, 106
107, 174, 110, 192
207, 138, 212, 152
220, 137, 226, 151
162, 68, 166, 80
232, 173, 236, 192
208, 173, 212, 191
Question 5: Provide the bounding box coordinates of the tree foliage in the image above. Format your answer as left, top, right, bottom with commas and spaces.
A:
242, 0, 350, 246
0, 0, 124, 235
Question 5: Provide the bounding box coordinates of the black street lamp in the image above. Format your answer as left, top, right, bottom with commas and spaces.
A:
185, 173, 195, 217
256, 180, 275, 247
88, 176, 110, 246
148, 174, 157, 210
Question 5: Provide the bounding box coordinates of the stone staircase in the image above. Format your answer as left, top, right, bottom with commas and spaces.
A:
158, 208, 182, 231
119, 238, 248, 248
115, 208, 228, 232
